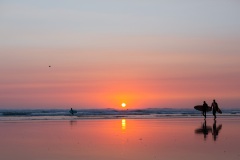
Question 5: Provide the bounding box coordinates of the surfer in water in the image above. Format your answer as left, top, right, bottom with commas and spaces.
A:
211, 99, 218, 119
202, 101, 208, 119
70, 108, 74, 115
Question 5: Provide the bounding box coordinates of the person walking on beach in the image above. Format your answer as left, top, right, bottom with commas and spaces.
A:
202, 101, 208, 119
211, 99, 218, 119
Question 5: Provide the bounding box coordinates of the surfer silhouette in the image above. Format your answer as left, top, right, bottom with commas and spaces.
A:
69, 108, 77, 115
70, 108, 74, 115
211, 100, 218, 119
202, 101, 208, 119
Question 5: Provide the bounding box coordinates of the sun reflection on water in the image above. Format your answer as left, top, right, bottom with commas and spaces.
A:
121, 119, 126, 130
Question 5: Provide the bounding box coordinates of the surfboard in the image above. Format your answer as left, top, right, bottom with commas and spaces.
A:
216, 108, 222, 114
69, 109, 77, 115
194, 105, 212, 112
212, 105, 222, 114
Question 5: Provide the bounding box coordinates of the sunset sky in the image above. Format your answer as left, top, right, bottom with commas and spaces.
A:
0, 0, 240, 109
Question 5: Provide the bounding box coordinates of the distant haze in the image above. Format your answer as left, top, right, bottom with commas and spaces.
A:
0, 0, 240, 109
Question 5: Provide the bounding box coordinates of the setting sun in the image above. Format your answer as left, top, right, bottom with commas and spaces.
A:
121, 103, 126, 108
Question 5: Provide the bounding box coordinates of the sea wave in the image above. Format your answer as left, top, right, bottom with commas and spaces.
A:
0, 108, 240, 120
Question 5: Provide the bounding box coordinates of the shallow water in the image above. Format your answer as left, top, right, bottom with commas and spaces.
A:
0, 118, 240, 160
1, 108, 240, 121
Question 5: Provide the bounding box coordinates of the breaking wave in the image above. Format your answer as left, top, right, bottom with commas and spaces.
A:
0, 108, 239, 120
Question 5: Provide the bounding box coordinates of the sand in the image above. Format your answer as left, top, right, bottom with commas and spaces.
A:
0, 118, 240, 160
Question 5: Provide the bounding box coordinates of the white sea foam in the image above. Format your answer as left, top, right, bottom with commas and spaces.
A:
0, 108, 239, 121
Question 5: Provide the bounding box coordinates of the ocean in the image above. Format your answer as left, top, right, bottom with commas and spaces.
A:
0, 108, 239, 121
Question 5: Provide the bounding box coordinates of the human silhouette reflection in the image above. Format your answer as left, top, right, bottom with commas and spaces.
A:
195, 120, 222, 141
69, 120, 77, 126
195, 120, 212, 140
212, 120, 222, 141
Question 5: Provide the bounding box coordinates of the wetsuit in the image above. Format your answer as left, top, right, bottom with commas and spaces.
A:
203, 102, 208, 119
212, 102, 218, 119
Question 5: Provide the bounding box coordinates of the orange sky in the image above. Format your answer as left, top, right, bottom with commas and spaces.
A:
0, 1, 240, 109
1, 44, 239, 109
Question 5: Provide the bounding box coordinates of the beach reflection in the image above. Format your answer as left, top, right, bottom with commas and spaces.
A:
2, 119, 239, 160
195, 120, 222, 141
121, 119, 126, 130
212, 120, 222, 141
69, 120, 77, 126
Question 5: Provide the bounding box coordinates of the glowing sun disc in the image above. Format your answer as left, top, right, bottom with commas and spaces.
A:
121, 103, 126, 108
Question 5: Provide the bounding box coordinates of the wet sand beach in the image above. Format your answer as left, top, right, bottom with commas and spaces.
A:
0, 118, 240, 160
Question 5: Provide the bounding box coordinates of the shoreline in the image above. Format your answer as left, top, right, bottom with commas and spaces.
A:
0, 114, 239, 122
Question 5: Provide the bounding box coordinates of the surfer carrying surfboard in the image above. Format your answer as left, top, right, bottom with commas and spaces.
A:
202, 101, 208, 119
211, 100, 219, 119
